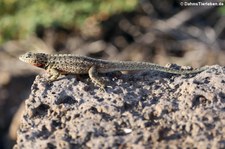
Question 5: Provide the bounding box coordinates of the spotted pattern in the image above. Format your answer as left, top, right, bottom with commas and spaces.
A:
19, 52, 48, 68
20, 52, 207, 75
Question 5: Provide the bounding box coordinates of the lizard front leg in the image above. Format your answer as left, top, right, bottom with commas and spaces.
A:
46, 67, 60, 82
88, 66, 106, 90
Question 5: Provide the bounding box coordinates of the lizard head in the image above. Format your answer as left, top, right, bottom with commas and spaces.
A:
19, 52, 48, 68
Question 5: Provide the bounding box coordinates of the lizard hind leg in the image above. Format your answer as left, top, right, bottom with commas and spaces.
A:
88, 66, 106, 90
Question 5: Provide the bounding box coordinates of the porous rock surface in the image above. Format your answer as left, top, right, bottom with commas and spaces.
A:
14, 65, 225, 149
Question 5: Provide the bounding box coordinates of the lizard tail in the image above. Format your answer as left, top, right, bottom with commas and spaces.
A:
108, 61, 207, 74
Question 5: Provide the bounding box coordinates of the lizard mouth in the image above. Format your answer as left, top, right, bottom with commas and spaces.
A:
19, 55, 30, 63
19, 55, 24, 61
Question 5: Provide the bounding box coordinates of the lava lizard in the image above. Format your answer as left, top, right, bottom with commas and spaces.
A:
19, 52, 207, 89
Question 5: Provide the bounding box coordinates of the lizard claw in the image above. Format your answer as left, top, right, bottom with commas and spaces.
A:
44, 76, 55, 85
45, 79, 53, 86
98, 85, 107, 92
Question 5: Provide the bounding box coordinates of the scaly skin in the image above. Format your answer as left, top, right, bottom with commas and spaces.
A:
19, 52, 208, 89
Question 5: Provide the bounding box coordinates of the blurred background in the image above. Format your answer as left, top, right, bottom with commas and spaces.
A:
0, 0, 224, 148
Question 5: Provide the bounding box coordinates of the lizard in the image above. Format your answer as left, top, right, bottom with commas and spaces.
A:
19, 52, 208, 89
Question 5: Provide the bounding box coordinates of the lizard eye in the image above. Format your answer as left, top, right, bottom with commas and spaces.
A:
23, 52, 33, 59
26, 52, 32, 57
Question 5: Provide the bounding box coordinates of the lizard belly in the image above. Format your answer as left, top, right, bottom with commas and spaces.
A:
55, 65, 90, 74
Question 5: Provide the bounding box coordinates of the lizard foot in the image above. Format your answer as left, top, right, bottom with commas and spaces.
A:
98, 85, 107, 92
44, 75, 57, 85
